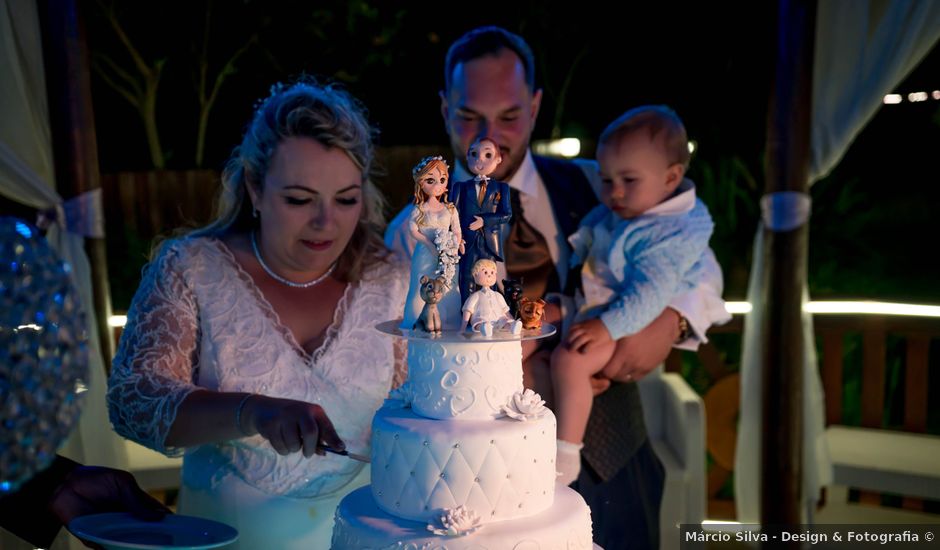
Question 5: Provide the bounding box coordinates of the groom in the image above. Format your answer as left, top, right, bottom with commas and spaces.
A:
386, 26, 729, 550
449, 137, 512, 304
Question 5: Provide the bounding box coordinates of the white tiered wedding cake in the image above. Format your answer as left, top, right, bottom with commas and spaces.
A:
331, 329, 595, 549
331, 150, 595, 548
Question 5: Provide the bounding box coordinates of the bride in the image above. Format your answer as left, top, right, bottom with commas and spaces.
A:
107, 79, 407, 549
400, 155, 464, 330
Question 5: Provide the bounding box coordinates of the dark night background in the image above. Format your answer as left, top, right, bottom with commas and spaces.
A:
83, 1, 940, 306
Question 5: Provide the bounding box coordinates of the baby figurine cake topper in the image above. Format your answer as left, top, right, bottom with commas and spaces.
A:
461, 259, 522, 336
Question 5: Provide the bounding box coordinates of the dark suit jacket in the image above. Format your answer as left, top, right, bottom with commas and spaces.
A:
449, 176, 512, 260
531, 155, 598, 248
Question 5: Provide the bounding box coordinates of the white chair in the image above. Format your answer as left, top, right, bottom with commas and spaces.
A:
638, 369, 707, 550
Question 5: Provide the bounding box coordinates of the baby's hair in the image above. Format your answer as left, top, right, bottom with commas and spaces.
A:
472, 258, 497, 275
599, 105, 690, 170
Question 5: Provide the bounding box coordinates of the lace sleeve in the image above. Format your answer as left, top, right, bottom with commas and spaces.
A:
107, 240, 202, 456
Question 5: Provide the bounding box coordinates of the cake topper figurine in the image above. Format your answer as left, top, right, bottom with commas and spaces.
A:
502, 277, 525, 319
414, 275, 446, 334
449, 137, 512, 304
401, 155, 464, 330
518, 297, 547, 330
461, 259, 522, 336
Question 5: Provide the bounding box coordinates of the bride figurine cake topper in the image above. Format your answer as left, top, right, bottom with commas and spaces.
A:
400, 155, 464, 331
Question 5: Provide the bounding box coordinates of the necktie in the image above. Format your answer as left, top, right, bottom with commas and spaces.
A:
582, 382, 646, 481
477, 179, 487, 206
504, 188, 558, 299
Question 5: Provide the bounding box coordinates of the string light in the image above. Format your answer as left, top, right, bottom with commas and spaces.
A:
723, 301, 940, 317
106, 301, 940, 328
882, 90, 939, 104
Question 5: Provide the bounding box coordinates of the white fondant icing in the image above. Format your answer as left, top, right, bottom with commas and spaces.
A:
371, 406, 556, 523
406, 340, 523, 420
332, 485, 594, 550
333, 332, 595, 550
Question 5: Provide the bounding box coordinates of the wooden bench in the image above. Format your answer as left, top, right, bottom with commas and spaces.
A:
666, 312, 940, 519
825, 425, 940, 500
818, 315, 940, 514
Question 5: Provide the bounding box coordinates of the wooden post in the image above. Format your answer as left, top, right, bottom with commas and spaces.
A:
760, 0, 816, 531
38, 0, 115, 362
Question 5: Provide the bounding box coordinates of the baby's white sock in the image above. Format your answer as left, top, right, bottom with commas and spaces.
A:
555, 439, 584, 486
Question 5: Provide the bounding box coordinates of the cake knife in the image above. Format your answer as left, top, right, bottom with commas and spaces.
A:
319, 445, 370, 463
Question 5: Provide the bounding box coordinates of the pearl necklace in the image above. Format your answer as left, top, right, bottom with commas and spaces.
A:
250, 231, 336, 289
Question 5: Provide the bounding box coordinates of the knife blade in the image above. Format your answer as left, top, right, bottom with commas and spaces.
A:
319, 445, 370, 463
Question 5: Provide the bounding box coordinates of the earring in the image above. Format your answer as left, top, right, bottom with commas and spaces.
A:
252, 208, 259, 219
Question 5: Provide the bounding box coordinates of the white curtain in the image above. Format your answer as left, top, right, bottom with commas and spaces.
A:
0, 0, 128, 471
735, 0, 940, 523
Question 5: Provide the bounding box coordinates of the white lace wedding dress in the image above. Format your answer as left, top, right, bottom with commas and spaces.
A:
107, 237, 407, 549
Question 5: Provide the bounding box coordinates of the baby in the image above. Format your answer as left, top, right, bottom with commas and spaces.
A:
550, 105, 715, 485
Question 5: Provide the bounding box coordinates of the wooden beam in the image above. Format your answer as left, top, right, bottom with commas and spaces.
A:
760, 0, 816, 531
821, 330, 844, 426
904, 336, 929, 433
38, 0, 114, 361
861, 321, 886, 429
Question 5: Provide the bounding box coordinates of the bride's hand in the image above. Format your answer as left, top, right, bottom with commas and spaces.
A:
240, 395, 345, 458
458, 240, 465, 255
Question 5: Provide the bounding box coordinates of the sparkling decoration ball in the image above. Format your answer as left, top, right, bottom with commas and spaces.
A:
0, 218, 88, 494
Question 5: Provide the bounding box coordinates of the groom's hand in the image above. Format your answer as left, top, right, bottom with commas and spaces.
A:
602, 308, 680, 382
590, 374, 612, 396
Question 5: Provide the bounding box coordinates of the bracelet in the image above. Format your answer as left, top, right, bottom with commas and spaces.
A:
675, 314, 692, 344
235, 393, 254, 436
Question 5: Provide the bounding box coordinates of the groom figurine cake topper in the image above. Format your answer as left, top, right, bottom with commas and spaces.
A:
449, 137, 512, 305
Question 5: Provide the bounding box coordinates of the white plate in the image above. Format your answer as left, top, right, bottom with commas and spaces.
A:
68, 512, 238, 549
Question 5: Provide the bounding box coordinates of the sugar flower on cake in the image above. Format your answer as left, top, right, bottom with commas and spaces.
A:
385, 381, 415, 409
501, 389, 547, 421
433, 228, 460, 290
426, 505, 483, 537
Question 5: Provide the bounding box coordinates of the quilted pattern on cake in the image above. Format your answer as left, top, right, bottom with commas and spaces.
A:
371, 407, 556, 522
